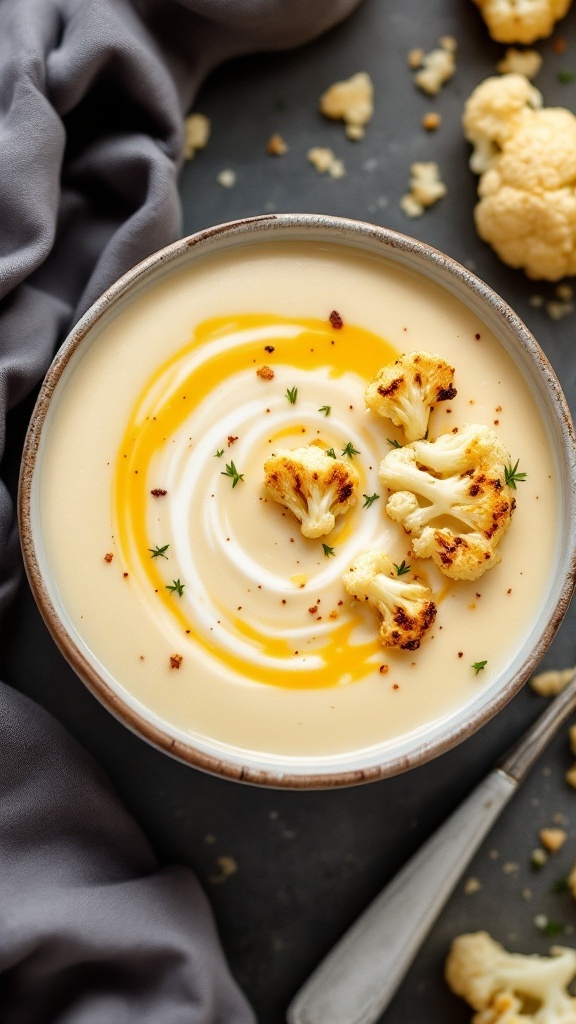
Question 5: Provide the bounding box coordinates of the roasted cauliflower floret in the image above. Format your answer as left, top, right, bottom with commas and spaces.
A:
463, 73, 576, 281
472, 0, 573, 44
365, 352, 457, 443
342, 550, 437, 651
264, 445, 359, 539
445, 930, 576, 1022
379, 424, 516, 581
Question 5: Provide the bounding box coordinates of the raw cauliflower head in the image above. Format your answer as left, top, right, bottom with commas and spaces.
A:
342, 550, 437, 651
365, 352, 457, 443
445, 930, 576, 1022
263, 445, 359, 538
379, 423, 516, 581
472, 0, 573, 44
463, 73, 576, 280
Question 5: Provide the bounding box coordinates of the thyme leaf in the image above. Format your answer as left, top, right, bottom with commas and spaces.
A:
221, 461, 244, 487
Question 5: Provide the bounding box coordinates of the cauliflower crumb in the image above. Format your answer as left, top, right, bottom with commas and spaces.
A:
556, 282, 574, 300
408, 47, 425, 69
422, 111, 442, 131
183, 112, 211, 159
209, 854, 238, 884
256, 365, 274, 380
502, 861, 519, 874
267, 133, 288, 155
413, 38, 457, 96
464, 876, 482, 894
307, 147, 346, 179
472, 0, 573, 43
546, 298, 574, 320
319, 71, 374, 140
400, 162, 447, 217
539, 827, 567, 852
531, 847, 549, 868
217, 168, 236, 188
463, 73, 576, 280
445, 931, 576, 1020
496, 47, 543, 78
530, 665, 575, 696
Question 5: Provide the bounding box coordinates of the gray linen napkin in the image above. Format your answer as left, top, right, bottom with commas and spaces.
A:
0, 1, 362, 1020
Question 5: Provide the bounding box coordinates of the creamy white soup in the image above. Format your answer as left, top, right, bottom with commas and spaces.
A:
36, 240, 558, 768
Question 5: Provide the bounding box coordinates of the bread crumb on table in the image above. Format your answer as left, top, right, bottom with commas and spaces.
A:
463, 876, 482, 894
183, 112, 211, 159
539, 827, 567, 852
411, 37, 457, 96
400, 161, 447, 217
530, 665, 575, 696
267, 133, 288, 156
217, 168, 237, 189
319, 71, 374, 140
496, 47, 542, 78
422, 111, 441, 131
307, 147, 346, 179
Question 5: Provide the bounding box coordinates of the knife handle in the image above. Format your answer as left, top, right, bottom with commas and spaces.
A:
286, 768, 516, 1024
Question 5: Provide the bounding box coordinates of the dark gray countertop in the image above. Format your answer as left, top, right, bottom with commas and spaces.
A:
3, 1, 576, 1021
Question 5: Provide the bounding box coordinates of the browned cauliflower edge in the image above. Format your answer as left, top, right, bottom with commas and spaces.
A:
263, 445, 359, 539
342, 549, 437, 651
365, 352, 457, 443
379, 424, 516, 581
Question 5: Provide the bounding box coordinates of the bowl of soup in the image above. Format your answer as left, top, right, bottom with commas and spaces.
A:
18, 214, 576, 787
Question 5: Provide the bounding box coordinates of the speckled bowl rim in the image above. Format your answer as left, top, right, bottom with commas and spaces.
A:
18, 213, 576, 789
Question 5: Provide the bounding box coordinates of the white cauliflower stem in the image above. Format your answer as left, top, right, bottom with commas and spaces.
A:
365, 352, 457, 443
445, 930, 576, 1023
463, 73, 576, 281
264, 445, 359, 538
379, 424, 516, 581
342, 550, 436, 651
472, 0, 573, 44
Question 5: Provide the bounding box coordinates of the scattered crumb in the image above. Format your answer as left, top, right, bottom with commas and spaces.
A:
400, 161, 446, 217
204, 833, 216, 844
422, 111, 441, 131
522, 887, 533, 901
534, 913, 549, 931
566, 763, 576, 790
552, 811, 568, 826
408, 47, 425, 69
267, 133, 288, 156
307, 146, 346, 178
531, 847, 548, 869
502, 861, 519, 874
529, 294, 544, 308
464, 876, 482, 894
539, 827, 567, 853
556, 282, 574, 301
412, 37, 457, 96
209, 855, 238, 884
496, 47, 542, 78
169, 653, 183, 669
256, 365, 274, 380
554, 35, 567, 54
489, 849, 499, 860
546, 298, 574, 320
103, 552, 113, 563
530, 665, 575, 696
183, 112, 211, 159
319, 71, 374, 140
217, 168, 237, 189
290, 574, 307, 588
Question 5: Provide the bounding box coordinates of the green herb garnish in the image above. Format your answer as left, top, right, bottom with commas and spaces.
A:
166, 579, 185, 597
318, 405, 331, 416
472, 660, 487, 675
550, 877, 570, 893
149, 544, 169, 559
285, 386, 298, 404
221, 461, 244, 487
215, 449, 224, 458
393, 560, 411, 576
325, 448, 337, 459
341, 441, 360, 459
504, 459, 527, 489
387, 438, 402, 448
362, 493, 380, 508
322, 544, 336, 557
558, 70, 576, 83
542, 919, 565, 937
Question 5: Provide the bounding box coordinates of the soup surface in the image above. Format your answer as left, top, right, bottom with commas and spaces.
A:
37, 239, 558, 767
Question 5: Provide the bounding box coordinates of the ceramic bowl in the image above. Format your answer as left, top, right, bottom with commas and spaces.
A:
19, 214, 576, 787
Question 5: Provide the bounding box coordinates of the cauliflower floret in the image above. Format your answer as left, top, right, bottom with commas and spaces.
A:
445, 931, 576, 1022
379, 424, 516, 581
264, 445, 359, 538
463, 73, 576, 280
342, 550, 436, 651
472, 0, 573, 44
365, 352, 456, 443
319, 71, 374, 140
